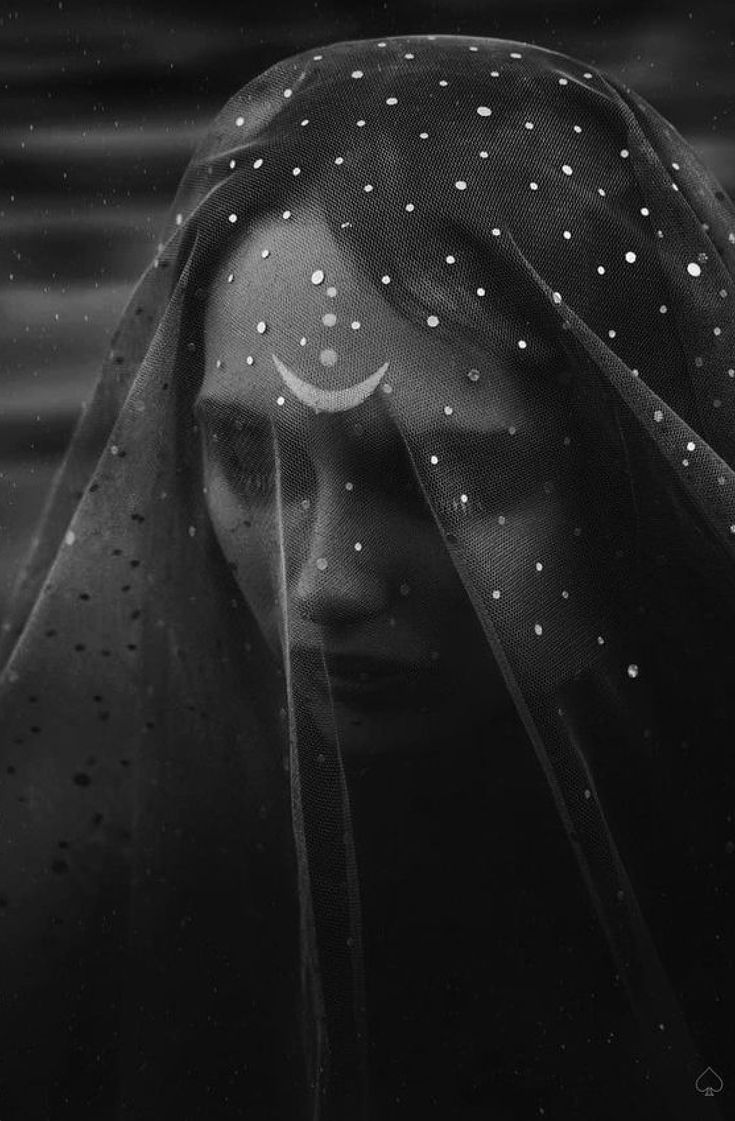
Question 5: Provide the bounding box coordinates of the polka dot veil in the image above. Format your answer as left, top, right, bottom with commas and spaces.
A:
1, 34, 734, 1120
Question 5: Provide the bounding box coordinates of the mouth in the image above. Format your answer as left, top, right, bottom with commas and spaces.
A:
327, 654, 424, 679
326, 656, 443, 710
285, 647, 445, 713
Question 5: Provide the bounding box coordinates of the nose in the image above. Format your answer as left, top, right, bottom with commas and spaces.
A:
292, 477, 391, 627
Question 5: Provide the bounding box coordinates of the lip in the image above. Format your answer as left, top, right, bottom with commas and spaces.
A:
328, 658, 443, 713
288, 647, 443, 710
326, 654, 430, 681
290, 646, 437, 677
330, 668, 416, 695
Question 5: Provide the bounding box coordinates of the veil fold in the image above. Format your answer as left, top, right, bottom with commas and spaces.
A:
1, 34, 734, 1120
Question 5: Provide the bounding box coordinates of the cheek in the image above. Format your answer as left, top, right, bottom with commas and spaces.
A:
205, 470, 278, 625
457, 493, 603, 680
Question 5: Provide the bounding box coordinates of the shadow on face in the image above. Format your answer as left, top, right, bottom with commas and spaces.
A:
195, 210, 570, 753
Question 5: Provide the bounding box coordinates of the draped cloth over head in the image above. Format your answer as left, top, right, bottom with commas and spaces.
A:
1, 33, 734, 1121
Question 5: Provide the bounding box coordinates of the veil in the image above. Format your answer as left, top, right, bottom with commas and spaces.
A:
1, 33, 734, 1120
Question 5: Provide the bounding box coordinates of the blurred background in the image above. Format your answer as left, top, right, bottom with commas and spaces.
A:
1, 0, 734, 626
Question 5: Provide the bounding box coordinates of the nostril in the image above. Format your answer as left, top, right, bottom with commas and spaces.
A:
292, 554, 389, 626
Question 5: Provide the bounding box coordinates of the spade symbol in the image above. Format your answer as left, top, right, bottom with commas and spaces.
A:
695, 1067, 724, 1096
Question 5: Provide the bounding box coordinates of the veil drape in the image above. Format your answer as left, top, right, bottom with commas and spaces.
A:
1, 34, 734, 1120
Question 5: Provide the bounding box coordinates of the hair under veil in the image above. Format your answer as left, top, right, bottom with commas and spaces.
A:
1, 33, 734, 1121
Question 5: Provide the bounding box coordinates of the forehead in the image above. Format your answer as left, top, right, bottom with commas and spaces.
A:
200, 208, 547, 437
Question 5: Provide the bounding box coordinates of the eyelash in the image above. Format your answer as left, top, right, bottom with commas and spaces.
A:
208, 428, 278, 499
434, 493, 487, 518
233, 471, 490, 525
235, 469, 414, 501
240, 469, 275, 495
211, 432, 518, 520
222, 432, 419, 506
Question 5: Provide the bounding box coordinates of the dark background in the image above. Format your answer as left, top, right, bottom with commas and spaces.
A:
2, 0, 734, 624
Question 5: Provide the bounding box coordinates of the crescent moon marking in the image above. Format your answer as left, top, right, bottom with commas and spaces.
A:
272, 353, 390, 412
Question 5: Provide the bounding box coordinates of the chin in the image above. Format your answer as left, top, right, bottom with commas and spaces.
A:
293, 670, 513, 758
323, 700, 458, 758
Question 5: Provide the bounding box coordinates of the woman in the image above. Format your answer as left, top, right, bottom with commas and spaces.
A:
0, 33, 733, 1120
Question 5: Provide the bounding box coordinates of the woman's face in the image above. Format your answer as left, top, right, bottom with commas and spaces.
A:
196, 210, 566, 754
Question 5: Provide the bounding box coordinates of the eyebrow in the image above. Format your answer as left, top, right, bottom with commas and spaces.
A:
194, 394, 272, 433
193, 392, 555, 465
